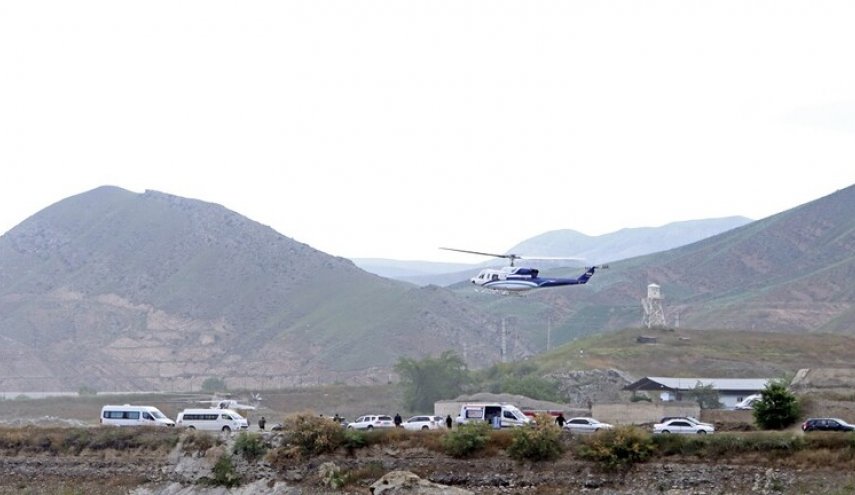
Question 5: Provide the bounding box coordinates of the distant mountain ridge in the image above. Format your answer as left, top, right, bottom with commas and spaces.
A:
506, 217, 753, 265
0, 186, 506, 392
469, 184, 855, 349
354, 217, 752, 286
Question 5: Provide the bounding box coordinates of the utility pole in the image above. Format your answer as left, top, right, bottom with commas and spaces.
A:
500, 317, 507, 363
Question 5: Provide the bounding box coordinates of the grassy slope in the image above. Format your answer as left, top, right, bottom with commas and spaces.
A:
532, 328, 855, 378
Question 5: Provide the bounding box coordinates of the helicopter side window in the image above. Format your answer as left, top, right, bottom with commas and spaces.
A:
491, 274, 499, 281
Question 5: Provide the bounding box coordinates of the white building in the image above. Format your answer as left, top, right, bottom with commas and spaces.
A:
624, 377, 771, 409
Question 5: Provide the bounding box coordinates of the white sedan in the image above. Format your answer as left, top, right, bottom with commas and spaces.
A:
653, 418, 714, 435
403, 415, 444, 431
563, 417, 614, 434
347, 415, 395, 430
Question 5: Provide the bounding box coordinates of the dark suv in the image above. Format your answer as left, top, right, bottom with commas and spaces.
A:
802, 418, 855, 432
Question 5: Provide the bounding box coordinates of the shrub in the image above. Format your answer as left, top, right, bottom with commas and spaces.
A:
577, 426, 654, 470
341, 462, 386, 487
286, 413, 345, 456
211, 454, 241, 487
442, 422, 491, 458
341, 428, 367, 452
652, 431, 807, 460
232, 432, 267, 461
753, 381, 800, 430
507, 415, 564, 462
319, 461, 347, 489
182, 429, 220, 455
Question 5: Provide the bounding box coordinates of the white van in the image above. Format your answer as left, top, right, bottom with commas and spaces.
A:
176, 408, 249, 433
100, 405, 175, 427
455, 403, 532, 428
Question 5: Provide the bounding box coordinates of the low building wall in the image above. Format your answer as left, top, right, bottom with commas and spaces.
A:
699, 409, 755, 425
593, 402, 700, 425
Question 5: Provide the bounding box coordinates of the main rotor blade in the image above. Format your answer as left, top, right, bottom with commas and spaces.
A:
439, 247, 516, 259
521, 256, 585, 261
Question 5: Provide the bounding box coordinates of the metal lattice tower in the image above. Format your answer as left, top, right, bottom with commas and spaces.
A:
642, 283, 667, 328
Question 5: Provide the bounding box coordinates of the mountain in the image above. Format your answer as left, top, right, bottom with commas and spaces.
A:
505, 217, 754, 265
0, 187, 508, 392
350, 258, 474, 280
464, 184, 855, 349
354, 217, 752, 286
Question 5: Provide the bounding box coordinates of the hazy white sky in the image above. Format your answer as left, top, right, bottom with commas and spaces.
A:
2, 1, 853, 262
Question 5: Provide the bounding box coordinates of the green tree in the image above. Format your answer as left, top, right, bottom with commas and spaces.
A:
686, 381, 722, 410
395, 351, 469, 412
753, 381, 800, 430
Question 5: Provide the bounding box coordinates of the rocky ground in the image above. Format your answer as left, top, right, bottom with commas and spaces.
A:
2, 439, 854, 495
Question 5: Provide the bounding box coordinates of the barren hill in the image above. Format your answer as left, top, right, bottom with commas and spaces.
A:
0, 187, 507, 392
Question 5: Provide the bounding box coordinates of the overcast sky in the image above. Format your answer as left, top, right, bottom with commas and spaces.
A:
2, 1, 853, 263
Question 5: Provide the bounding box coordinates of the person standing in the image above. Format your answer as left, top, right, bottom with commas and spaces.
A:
258, 416, 266, 431
555, 413, 566, 429
394, 413, 403, 428
445, 414, 453, 429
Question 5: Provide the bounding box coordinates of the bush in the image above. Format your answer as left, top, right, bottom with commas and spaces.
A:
286, 413, 345, 457
232, 432, 267, 461
577, 426, 654, 470
442, 422, 491, 458
507, 415, 564, 462
753, 381, 800, 430
211, 454, 241, 487
652, 431, 807, 459
182, 429, 220, 455
341, 428, 367, 452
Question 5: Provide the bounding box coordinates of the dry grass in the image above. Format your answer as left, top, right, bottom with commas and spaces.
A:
0, 426, 179, 455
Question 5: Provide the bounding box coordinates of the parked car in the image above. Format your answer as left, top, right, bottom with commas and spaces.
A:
660, 416, 713, 428
347, 415, 394, 430
403, 415, 444, 431
734, 394, 761, 410
802, 418, 855, 432
653, 418, 714, 435
563, 417, 614, 434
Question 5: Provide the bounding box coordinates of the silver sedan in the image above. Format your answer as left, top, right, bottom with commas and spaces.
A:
563, 417, 614, 434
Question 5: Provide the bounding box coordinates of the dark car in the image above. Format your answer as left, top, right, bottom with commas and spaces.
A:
802, 418, 855, 432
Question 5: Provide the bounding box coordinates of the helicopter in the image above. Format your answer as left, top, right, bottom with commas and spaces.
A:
440, 247, 607, 293
173, 392, 262, 412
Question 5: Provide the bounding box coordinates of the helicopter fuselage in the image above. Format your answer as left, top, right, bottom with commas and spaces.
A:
470, 266, 597, 292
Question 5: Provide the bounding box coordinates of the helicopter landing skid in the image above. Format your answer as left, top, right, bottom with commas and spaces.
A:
474, 288, 526, 297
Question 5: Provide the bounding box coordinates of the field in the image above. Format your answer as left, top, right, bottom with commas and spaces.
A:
0, 384, 403, 428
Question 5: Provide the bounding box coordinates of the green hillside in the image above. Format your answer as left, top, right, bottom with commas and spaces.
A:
529, 327, 855, 378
